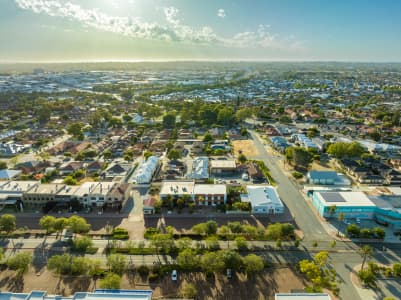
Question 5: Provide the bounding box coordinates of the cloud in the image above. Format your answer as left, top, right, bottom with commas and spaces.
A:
217, 8, 225, 18
164, 6, 180, 27
14, 0, 305, 51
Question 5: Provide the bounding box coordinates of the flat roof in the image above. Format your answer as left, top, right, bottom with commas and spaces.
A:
246, 185, 284, 207
27, 184, 66, 195
75, 182, 115, 196
210, 159, 236, 169
0, 181, 39, 193
193, 184, 226, 195
316, 191, 376, 207
275, 293, 331, 300
160, 180, 195, 195
0, 290, 152, 300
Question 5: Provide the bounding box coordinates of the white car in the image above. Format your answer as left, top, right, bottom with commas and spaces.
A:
171, 270, 177, 281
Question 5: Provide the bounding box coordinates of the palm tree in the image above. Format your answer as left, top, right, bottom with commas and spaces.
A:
359, 245, 373, 270
105, 222, 114, 254
328, 205, 337, 218
337, 212, 345, 236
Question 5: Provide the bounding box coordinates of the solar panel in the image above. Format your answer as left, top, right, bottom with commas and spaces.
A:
320, 192, 346, 203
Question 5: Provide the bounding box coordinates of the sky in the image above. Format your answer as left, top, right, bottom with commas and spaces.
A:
1, 0, 401, 62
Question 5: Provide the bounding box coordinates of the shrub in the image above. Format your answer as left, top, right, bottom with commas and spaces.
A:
346, 224, 360, 237
292, 171, 303, 179
360, 228, 371, 238
112, 228, 129, 240
373, 227, 385, 239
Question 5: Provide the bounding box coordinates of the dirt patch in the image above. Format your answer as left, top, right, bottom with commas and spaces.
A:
0, 267, 306, 299
232, 140, 259, 158
311, 161, 334, 171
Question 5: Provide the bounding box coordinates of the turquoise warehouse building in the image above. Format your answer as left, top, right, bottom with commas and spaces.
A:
311, 191, 401, 231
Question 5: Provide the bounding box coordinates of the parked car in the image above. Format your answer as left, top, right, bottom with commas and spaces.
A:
171, 270, 177, 281
226, 268, 232, 279
356, 218, 361, 224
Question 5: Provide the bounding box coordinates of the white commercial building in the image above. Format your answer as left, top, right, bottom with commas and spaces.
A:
242, 185, 284, 214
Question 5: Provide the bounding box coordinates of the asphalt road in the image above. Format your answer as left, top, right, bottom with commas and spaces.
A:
249, 131, 329, 241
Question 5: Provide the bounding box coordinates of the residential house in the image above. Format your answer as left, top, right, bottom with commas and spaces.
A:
59, 161, 85, 176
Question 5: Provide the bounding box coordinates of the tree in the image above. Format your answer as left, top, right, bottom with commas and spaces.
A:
67, 216, 91, 234
162, 112, 176, 128
202, 220, 216, 235
203, 132, 214, 143
393, 263, 401, 277
39, 215, 56, 234
37, 104, 51, 124
177, 249, 200, 270
167, 148, 182, 160
242, 254, 264, 276
236, 108, 253, 122
177, 237, 192, 250
328, 205, 337, 218
337, 212, 345, 235
327, 141, 365, 159
67, 122, 84, 140
107, 254, 127, 275
265, 223, 294, 240
73, 236, 93, 252
221, 250, 242, 270
201, 252, 225, 274
63, 175, 78, 185
6, 252, 32, 276
359, 245, 373, 270
238, 153, 247, 164
103, 149, 112, 160
181, 283, 198, 299
54, 217, 67, 236
235, 236, 248, 251
47, 254, 71, 275
89, 259, 103, 278
0, 214, 16, 234
205, 236, 220, 250
71, 256, 90, 275
151, 233, 175, 255
217, 107, 235, 126
0, 161, 7, 170
286, 147, 313, 170
314, 251, 329, 267
99, 273, 121, 289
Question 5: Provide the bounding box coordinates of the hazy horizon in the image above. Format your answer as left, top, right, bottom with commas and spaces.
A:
1, 0, 401, 62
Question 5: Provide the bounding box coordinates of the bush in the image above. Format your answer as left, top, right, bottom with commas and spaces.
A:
144, 227, 160, 239
360, 228, 371, 238
292, 171, 303, 179
346, 224, 360, 237
373, 227, 385, 239
99, 273, 121, 289
112, 228, 129, 240
358, 268, 376, 287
